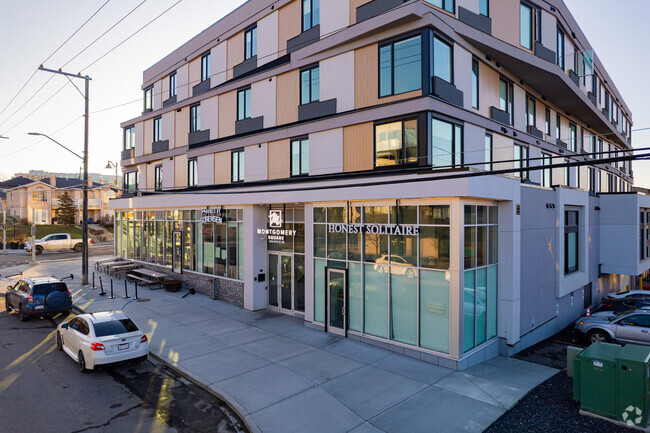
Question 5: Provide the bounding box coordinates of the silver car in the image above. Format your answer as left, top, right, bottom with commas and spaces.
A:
575, 309, 650, 345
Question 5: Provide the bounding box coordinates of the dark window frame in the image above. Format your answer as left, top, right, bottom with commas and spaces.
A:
433, 33, 454, 84
302, 0, 320, 32
479, 0, 489, 17
541, 152, 552, 187
564, 210, 579, 275
143, 86, 153, 111
123, 126, 135, 150
373, 115, 421, 169
123, 171, 138, 192
569, 122, 577, 152
290, 136, 310, 177
484, 133, 493, 171
237, 87, 252, 121
154, 165, 163, 191
378, 31, 424, 98
431, 113, 464, 169
557, 25, 565, 70
556, 114, 561, 141
545, 107, 551, 136
153, 116, 162, 142
499, 77, 514, 125
188, 159, 198, 187
231, 149, 245, 183
519, 2, 534, 50
200, 52, 210, 82
190, 104, 201, 133
514, 143, 529, 181
244, 25, 257, 60
169, 71, 177, 97
300, 65, 320, 105
471, 58, 479, 109
525, 94, 536, 128
425, 0, 455, 14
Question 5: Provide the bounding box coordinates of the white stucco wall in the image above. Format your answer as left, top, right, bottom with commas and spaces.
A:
257, 11, 279, 67
320, 0, 349, 36
245, 143, 268, 182
309, 128, 343, 176
202, 95, 219, 140
252, 77, 277, 128
210, 42, 228, 87
320, 52, 355, 113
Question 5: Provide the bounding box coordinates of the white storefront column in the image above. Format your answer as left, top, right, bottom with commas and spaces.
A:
244, 205, 268, 311
498, 197, 522, 346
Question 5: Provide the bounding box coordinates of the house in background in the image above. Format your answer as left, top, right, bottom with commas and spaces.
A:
0, 175, 114, 224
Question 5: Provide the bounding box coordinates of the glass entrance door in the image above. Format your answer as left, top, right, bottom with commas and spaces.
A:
327, 269, 346, 336
268, 253, 293, 313
172, 231, 182, 274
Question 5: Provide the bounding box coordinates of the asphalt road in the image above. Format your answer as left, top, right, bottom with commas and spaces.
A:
0, 291, 247, 433
0, 244, 115, 269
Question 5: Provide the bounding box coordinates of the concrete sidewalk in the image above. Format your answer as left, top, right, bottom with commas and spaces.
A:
0, 258, 558, 433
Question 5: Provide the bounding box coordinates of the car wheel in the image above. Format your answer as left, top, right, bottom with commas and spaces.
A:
406, 268, 415, 279
73, 244, 82, 253
56, 332, 63, 351
35, 246, 43, 255
78, 351, 88, 373
377, 266, 385, 274
17, 305, 27, 322
588, 330, 610, 344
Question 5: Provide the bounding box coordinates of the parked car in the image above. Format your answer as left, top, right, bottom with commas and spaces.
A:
24, 233, 91, 255
56, 311, 149, 372
5, 277, 72, 321
606, 290, 650, 300
373, 255, 416, 278
574, 308, 650, 345
599, 297, 650, 312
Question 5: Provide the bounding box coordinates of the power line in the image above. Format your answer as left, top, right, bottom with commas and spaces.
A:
0, 0, 112, 121
60, 0, 149, 69
81, 0, 184, 73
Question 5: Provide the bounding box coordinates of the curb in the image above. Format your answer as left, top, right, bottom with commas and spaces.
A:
70, 303, 262, 433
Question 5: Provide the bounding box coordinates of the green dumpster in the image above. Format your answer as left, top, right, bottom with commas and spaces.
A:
573, 343, 650, 428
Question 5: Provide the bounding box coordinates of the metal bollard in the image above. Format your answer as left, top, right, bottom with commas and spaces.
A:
124, 280, 130, 299
99, 277, 106, 296
109, 279, 115, 299
92, 272, 95, 290
134, 281, 140, 300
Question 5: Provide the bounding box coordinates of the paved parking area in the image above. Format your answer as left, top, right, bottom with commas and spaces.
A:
1, 258, 558, 433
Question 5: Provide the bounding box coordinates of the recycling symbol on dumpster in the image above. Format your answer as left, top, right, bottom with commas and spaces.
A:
622, 405, 643, 426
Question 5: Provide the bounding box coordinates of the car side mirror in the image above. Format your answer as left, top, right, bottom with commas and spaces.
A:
61, 323, 68, 329
7, 285, 12, 291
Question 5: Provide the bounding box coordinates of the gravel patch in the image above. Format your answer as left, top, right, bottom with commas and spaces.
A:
484, 372, 632, 433
485, 326, 633, 432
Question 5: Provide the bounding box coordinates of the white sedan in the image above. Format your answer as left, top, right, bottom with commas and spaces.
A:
56, 310, 149, 372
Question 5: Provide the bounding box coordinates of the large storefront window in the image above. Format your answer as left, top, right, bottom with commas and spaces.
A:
463, 205, 498, 353
114, 208, 244, 281
313, 204, 452, 354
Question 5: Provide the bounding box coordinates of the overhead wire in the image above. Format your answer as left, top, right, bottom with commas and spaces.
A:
0, 0, 112, 121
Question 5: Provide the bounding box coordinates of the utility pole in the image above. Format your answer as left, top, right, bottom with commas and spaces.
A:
35, 66, 91, 285
2, 201, 5, 253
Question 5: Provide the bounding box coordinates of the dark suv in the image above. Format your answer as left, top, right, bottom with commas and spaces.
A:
5, 277, 72, 321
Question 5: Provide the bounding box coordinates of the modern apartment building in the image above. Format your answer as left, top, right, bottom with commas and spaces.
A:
111, 0, 649, 369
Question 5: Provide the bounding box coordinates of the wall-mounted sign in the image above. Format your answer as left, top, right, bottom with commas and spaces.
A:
201, 207, 223, 223
269, 210, 283, 228
327, 223, 420, 236
257, 228, 296, 243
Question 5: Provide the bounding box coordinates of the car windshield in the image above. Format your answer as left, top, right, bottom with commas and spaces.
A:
93, 319, 139, 337
609, 310, 634, 321
33, 283, 68, 295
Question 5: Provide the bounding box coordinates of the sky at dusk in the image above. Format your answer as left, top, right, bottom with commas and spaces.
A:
0, 1, 648, 186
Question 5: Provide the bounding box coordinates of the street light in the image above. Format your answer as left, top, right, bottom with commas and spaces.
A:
0, 135, 9, 139
105, 161, 119, 186
28, 131, 89, 284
